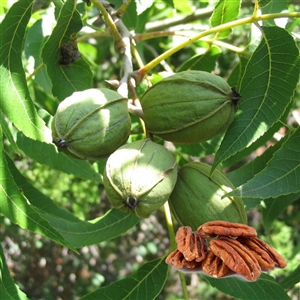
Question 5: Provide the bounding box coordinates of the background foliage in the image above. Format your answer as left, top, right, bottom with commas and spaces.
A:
1, 0, 300, 299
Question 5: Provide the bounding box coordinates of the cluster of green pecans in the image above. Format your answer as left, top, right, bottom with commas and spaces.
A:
51, 71, 246, 225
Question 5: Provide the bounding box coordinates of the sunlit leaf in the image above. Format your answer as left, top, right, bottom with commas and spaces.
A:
227, 55, 249, 89
214, 26, 300, 170
80, 257, 168, 300
280, 264, 300, 290
227, 127, 300, 198
200, 272, 290, 300
261, 0, 289, 27
0, 147, 75, 251
41, 0, 93, 101
25, 19, 53, 94
1, 115, 20, 155
0, 0, 52, 142
261, 192, 300, 232
108, 0, 138, 29
176, 135, 223, 157
16, 132, 102, 183
45, 209, 139, 248
177, 45, 221, 72
220, 98, 293, 169
226, 138, 283, 187
7, 155, 139, 248
0, 245, 29, 300
259, 0, 273, 8
210, 0, 241, 39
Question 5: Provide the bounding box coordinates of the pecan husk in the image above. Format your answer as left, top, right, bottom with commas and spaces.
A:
209, 237, 261, 281
176, 226, 208, 262
198, 221, 257, 238
238, 236, 287, 270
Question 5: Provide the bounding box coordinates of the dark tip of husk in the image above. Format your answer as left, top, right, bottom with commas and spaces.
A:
126, 195, 139, 210
230, 87, 241, 110
53, 138, 69, 148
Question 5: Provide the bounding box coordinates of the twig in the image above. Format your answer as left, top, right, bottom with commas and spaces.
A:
90, 0, 126, 49
146, 7, 213, 32
133, 11, 300, 82
115, 20, 133, 98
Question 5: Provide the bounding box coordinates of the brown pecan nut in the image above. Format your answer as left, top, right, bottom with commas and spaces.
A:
238, 237, 287, 269
209, 237, 261, 281
165, 249, 202, 269
198, 221, 257, 238
176, 226, 208, 262
201, 250, 230, 278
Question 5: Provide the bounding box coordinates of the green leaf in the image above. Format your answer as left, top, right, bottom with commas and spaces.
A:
45, 209, 139, 248
16, 132, 102, 183
261, 192, 300, 232
210, 0, 241, 39
177, 45, 221, 72
280, 264, 300, 290
220, 105, 291, 169
213, 26, 300, 171
226, 138, 283, 187
109, 0, 138, 29
0, 0, 8, 14
0, 145, 75, 251
6, 154, 85, 223
7, 154, 139, 248
0, 244, 29, 300
227, 127, 300, 199
259, 0, 273, 9
41, 0, 93, 101
200, 273, 290, 300
24, 19, 53, 94
0, 0, 52, 142
80, 257, 168, 300
173, 0, 193, 13
261, 0, 288, 26
227, 55, 249, 89
176, 135, 223, 157
220, 94, 293, 169
1, 115, 20, 155
226, 138, 283, 210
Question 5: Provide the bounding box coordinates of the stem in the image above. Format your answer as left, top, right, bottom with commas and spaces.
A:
115, 0, 132, 17
90, 0, 125, 48
179, 272, 190, 300
135, 11, 300, 80
163, 201, 176, 250
76, 30, 111, 43
26, 63, 44, 81
115, 19, 133, 98
133, 31, 189, 43
163, 202, 189, 300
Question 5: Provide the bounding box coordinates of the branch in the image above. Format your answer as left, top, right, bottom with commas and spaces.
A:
133, 11, 300, 82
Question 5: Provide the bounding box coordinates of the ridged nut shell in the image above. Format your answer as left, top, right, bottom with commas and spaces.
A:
51, 88, 131, 160
103, 139, 178, 218
140, 71, 240, 144
169, 162, 247, 230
